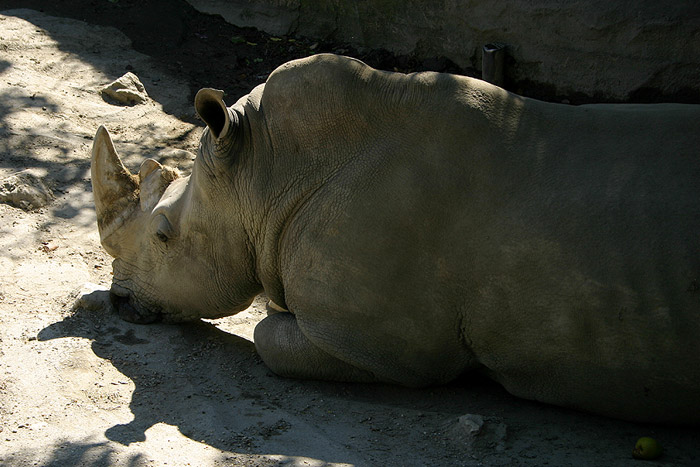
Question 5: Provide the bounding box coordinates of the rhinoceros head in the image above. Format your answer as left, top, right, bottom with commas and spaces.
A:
91, 89, 260, 323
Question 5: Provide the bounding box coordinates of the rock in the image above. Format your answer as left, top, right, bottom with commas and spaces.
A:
0, 171, 54, 210
101, 72, 148, 105
446, 414, 507, 452
71, 282, 112, 312
456, 414, 484, 435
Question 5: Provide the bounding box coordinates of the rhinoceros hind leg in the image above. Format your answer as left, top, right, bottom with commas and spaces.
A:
254, 312, 378, 383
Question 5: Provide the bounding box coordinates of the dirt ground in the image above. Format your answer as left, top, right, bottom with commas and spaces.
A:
0, 6, 699, 467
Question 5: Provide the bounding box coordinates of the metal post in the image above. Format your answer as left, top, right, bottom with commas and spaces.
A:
482, 43, 506, 87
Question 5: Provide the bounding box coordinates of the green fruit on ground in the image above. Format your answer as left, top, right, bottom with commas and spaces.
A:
632, 437, 663, 460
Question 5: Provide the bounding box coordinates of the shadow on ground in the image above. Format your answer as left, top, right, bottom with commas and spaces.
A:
35, 300, 526, 466
31, 300, 700, 466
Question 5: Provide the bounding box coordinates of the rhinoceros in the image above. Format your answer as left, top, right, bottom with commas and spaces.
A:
91, 54, 700, 424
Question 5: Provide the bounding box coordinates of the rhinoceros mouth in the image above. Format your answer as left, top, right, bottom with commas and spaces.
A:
109, 287, 162, 324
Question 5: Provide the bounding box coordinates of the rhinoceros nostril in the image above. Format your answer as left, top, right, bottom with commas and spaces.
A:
109, 291, 127, 304
109, 291, 131, 313
109, 292, 160, 324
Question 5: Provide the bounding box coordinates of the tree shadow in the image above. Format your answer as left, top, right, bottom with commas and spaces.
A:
5, 441, 145, 467
0, 0, 284, 108
0, 8, 202, 237
0, 4, 197, 117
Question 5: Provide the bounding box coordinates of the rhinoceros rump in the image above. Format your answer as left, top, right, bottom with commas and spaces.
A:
91, 54, 700, 424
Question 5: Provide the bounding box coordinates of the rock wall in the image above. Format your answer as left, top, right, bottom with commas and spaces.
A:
186, 0, 700, 102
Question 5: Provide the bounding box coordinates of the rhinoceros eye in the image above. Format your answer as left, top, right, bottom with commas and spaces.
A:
153, 214, 174, 243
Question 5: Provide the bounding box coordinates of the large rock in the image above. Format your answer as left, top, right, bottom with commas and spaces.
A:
100, 72, 149, 106
0, 171, 54, 210
186, 0, 700, 101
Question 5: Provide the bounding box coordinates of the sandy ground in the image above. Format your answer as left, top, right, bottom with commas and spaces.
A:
1, 9, 699, 467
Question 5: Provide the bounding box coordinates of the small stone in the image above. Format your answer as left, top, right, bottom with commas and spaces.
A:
457, 414, 484, 434
446, 414, 507, 451
0, 171, 54, 210
100, 72, 148, 106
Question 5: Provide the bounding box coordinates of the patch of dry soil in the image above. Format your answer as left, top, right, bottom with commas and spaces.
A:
1, 9, 699, 467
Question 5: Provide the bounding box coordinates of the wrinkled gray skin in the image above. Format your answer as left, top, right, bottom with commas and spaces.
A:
91, 54, 700, 424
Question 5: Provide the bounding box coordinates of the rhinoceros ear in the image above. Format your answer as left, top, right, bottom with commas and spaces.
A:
195, 88, 232, 139
91, 125, 139, 256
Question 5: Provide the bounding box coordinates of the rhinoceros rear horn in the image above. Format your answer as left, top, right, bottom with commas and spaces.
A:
195, 88, 232, 139
91, 125, 139, 256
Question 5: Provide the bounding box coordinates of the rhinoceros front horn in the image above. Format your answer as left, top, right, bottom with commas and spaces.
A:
91, 125, 139, 257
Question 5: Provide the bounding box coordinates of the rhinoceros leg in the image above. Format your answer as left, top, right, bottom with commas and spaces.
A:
254, 312, 379, 383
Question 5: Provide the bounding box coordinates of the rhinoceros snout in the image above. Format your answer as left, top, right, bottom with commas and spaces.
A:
109, 291, 161, 324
